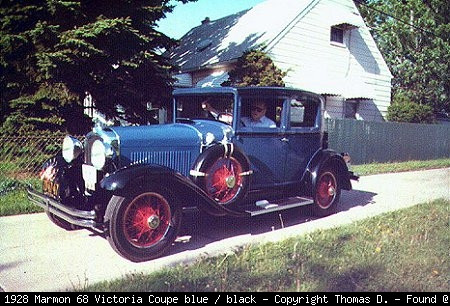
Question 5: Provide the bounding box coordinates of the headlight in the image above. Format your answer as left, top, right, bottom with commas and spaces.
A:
91, 139, 115, 170
91, 140, 106, 170
62, 136, 83, 163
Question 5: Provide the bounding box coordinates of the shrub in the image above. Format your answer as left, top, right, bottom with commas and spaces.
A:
387, 94, 435, 123
222, 49, 286, 87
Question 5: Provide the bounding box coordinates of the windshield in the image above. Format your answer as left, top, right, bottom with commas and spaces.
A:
175, 94, 234, 124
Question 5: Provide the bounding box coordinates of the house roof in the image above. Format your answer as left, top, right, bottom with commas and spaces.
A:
168, 0, 315, 72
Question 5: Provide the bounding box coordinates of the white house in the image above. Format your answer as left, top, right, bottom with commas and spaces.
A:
168, 0, 392, 121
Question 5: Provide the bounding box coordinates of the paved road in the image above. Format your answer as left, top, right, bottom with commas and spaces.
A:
0, 168, 449, 292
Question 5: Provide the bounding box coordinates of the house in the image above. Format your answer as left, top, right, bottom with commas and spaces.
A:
167, 0, 392, 121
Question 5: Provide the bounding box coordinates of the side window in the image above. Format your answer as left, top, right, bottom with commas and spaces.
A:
240, 97, 283, 129
290, 98, 319, 128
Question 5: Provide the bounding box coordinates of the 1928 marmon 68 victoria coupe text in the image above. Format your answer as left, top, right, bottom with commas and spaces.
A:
28, 87, 358, 262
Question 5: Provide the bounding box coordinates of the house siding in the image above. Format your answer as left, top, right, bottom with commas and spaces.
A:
171, 0, 392, 122
268, 0, 391, 121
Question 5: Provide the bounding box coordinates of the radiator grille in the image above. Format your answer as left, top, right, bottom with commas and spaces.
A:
130, 150, 192, 176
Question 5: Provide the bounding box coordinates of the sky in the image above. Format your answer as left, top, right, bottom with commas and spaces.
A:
157, 0, 265, 39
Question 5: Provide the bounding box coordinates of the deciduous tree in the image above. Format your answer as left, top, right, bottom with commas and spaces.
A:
357, 0, 449, 118
222, 50, 286, 87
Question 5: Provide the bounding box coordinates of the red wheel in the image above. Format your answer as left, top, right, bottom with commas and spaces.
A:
312, 168, 341, 216
205, 157, 243, 204
123, 193, 171, 248
315, 172, 337, 209
105, 189, 181, 262
192, 144, 251, 206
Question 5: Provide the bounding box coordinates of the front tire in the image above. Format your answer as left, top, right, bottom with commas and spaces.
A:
104, 188, 181, 262
312, 167, 341, 217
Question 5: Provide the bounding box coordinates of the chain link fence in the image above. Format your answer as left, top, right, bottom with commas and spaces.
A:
0, 135, 84, 194
1, 120, 449, 194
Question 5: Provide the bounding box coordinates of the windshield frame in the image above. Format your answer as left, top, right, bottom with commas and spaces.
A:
173, 89, 239, 129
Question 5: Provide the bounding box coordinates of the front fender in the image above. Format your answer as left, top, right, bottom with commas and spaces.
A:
302, 149, 353, 194
100, 164, 246, 217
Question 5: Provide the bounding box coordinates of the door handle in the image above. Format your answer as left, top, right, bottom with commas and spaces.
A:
280, 137, 289, 143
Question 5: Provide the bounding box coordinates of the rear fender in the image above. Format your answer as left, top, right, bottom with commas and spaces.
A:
100, 164, 246, 217
302, 149, 353, 195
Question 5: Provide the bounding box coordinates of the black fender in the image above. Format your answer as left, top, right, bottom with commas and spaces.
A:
41, 154, 85, 205
302, 149, 353, 195
99, 163, 246, 217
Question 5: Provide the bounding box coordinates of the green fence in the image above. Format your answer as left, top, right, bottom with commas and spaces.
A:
1, 121, 449, 183
326, 119, 450, 165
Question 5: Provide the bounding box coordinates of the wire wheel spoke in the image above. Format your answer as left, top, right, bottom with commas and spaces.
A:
206, 157, 243, 204
123, 193, 171, 247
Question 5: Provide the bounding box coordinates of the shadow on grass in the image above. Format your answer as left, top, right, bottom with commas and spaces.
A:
310, 263, 384, 292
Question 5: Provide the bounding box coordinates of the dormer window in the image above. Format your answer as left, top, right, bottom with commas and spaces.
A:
330, 26, 344, 44
196, 39, 212, 52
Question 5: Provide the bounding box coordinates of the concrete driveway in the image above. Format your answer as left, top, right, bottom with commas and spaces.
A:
0, 168, 449, 292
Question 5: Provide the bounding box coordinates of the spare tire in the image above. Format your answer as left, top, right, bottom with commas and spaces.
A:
191, 144, 251, 205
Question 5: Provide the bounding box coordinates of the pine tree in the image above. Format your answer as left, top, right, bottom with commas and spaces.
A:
0, 0, 194, 134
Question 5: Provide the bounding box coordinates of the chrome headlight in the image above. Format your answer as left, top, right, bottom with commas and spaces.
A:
91, 140, 106, 170
91, 139, 115, 170
62, 136, 83, 163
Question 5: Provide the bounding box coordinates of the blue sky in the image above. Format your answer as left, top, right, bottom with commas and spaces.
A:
157, 0, 265, 39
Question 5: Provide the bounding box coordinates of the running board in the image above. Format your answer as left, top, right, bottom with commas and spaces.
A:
245, 196, 314, 217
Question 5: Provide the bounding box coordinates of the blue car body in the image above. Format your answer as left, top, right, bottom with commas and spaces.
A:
28, 87, 357, 262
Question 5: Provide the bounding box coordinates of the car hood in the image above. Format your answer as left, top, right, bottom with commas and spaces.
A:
108, 120, 233, 148
190, 120, 234, 144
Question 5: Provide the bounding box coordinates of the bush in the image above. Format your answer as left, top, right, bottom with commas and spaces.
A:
387, 95, 435, 123
222, 49, 286, 87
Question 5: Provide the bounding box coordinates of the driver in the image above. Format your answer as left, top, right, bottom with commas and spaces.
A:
241, 101, 276, 128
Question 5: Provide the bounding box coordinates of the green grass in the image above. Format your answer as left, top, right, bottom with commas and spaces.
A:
82, 199, 449, 292
0, 178, 43, 216
351, 158, 450, 176
0, 189, 44, 216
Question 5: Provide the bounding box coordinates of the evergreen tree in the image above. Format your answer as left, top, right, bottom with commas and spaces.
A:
0, 0, 194, 134
222, 50, 286, 87
357, 0, 449, 115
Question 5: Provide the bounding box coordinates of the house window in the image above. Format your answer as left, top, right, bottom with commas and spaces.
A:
330, 26, 344, 44
344, 100, 358, 119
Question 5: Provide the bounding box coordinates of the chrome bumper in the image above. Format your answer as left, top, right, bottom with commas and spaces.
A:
27, 188, 98, 228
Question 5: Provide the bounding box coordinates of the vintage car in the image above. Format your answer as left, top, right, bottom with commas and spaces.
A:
28, 87, 358, 262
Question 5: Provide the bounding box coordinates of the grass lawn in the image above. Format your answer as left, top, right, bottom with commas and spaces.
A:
0, 178, 43, 216
81, 199, 449, 292
351, 158, 450, 176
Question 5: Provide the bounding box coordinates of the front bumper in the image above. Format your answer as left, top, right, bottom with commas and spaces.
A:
27, 188, 98, 228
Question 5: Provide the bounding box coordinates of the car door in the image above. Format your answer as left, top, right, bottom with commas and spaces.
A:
232, 95, 288, 189
283, 95, 322, 184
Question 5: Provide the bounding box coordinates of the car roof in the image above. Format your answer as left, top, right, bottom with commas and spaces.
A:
173, 87, 319, 98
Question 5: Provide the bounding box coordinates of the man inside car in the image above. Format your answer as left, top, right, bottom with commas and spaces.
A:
241, 101, 276, 128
